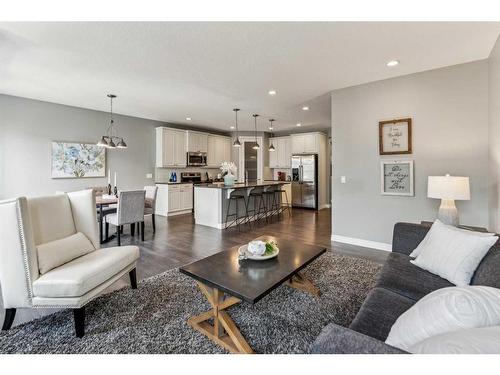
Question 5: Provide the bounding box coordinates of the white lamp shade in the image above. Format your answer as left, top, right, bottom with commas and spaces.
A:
427, 175, 470, 200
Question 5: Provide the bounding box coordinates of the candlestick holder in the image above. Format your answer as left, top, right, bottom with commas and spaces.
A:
107, 183, 112, 195
113, 186, 118, 197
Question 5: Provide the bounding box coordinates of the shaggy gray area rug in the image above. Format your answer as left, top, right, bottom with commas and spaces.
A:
0, 253, 381, 354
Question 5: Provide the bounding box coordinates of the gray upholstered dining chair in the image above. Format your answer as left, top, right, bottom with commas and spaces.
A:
144, 186, 158, 232
105, 190, 146, 245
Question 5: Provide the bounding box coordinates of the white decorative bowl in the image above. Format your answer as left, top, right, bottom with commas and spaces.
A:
238, 244, 279, 260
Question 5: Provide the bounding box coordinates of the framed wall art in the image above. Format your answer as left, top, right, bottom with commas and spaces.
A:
51, 141, 106, 179
379, 118, 412, 155
380, 160, 414, 196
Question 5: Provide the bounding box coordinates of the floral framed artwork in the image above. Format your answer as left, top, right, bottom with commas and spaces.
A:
380, 160, 414, 196
379, 118, 412, 155
51, 141, 106, 178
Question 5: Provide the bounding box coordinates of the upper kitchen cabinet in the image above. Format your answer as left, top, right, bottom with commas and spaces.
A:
207, 134, 231, 168
186, 131, 208, 153
269, 136, 291, 168
156, 127, 187, 167
291, 132, 324, 154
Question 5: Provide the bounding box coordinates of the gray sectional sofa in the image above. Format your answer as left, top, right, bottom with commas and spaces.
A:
311, 222, 500, 354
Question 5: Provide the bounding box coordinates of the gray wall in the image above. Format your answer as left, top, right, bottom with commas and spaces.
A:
489, 36, 500, 232
331, 61, 489, 245
0, 95, 159, 199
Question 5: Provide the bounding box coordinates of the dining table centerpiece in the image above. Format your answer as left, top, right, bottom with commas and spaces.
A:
220, 161, 237, 186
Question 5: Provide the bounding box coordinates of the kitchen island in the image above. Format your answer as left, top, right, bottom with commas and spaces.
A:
194, 181, 290, 229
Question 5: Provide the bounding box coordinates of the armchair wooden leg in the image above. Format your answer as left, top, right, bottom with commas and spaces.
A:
152, 214, 156, 232
2, 308, 16, 331
73, 307, 85, 338
117, 227, 121, 246
129, 268, 138, 289
141, 221, 145, 241
131, 223, 135, 236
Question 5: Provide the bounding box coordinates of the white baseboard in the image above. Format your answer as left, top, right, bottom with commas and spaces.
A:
167, 209, 193, 217
331, 235, 392, 252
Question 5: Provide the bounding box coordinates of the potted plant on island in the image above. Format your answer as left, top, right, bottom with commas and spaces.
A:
220, 161, 237, 186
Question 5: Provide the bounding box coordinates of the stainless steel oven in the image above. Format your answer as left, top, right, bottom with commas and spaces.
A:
187, 152, 207, 166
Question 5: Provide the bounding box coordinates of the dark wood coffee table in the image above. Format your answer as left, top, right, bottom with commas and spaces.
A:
179, 235, 326, 354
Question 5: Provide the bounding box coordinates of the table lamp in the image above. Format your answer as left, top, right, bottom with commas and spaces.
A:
427, 174, 470, 226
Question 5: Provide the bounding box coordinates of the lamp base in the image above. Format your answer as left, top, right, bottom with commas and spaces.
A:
438, 199, 459, 226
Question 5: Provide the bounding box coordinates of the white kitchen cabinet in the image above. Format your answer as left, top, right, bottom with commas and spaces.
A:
269, 139, 278, 168
180, 185, 193, 210
156, 183, 193, 216
291, 133, 321, 154
155, 127, 187, 167
269, 136, 291, 168
186, 131, 208, 153
207, 134, 231, 168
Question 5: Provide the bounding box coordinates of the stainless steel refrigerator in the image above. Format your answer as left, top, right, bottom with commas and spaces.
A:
291, 154, 318, 209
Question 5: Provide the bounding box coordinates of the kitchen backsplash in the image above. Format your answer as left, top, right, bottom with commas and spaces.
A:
156, 167, 222, 182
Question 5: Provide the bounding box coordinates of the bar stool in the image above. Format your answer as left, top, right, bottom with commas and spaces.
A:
263, 188, 278, 222
224, 191, 248, 230
248, 189, 266, 224
274, 187, 291, 218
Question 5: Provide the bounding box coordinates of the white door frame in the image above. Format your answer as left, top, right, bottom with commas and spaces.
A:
237, 136, 263, 182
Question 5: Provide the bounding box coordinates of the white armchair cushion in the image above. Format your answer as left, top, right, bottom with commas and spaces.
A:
33, 245, 139, 298
36, 232, 95, 274
27, 194, 76, 245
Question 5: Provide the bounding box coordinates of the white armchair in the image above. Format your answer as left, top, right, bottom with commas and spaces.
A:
0, 189, 140, 337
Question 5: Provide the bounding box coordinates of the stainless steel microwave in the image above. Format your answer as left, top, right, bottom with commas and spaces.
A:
187, 152, 207, 166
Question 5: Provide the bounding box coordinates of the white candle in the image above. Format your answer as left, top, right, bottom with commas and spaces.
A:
114, 172, 117, 187
108, 169, 111, 184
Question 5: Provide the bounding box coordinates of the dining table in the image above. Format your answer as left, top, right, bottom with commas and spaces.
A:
96, 195, 118, 244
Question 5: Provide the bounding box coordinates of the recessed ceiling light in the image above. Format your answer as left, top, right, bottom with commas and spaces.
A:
296, 123, 302, 127
185, 117, 192, 121
302, 106, 309, 111
230, 126, 235, 129
268, 90, 277, 95
386, 60, 399, 67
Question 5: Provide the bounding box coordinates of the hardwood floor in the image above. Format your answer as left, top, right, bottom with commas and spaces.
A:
0, 208, 389, 329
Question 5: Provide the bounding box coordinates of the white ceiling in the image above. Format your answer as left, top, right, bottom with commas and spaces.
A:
1, 22, 499, 132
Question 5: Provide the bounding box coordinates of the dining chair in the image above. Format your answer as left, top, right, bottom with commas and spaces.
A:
144, 186, 158, 232
105, 190, 146, 245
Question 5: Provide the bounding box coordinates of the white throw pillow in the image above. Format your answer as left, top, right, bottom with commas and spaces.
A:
409, 326, 500, 354
385, 286, 500, 352
409, 220, 497, 285
36, 232, 95, 274
410, 219, 495, 258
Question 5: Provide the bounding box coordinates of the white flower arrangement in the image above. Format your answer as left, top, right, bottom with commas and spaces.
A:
220, 161, 237, 176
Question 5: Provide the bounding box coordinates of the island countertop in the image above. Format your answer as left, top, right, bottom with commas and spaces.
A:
194, 181, 290, 189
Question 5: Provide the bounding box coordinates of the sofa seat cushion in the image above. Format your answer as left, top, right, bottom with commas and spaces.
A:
376, 252, 453, 301
36, 232, 95, 274
33, 245, 139, 298
349, 287, 415, 341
